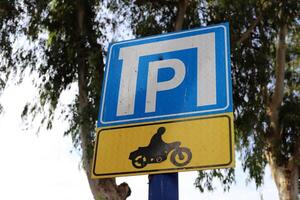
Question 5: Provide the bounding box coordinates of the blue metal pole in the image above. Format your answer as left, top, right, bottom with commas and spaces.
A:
148, 173, 179, 200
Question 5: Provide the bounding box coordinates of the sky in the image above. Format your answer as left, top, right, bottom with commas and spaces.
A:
0, 73, 280, 200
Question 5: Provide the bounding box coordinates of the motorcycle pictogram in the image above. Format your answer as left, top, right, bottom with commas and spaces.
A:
129, 127, 192, 169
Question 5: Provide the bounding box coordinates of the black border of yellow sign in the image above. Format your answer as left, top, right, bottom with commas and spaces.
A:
92, 114, 233, 178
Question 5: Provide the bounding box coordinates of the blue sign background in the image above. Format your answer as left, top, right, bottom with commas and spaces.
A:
98, 23, 232, 127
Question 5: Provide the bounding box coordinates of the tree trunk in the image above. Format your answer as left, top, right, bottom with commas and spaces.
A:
76, 1, 130, 199
266, 3, 299, 200
269, 161, 299, 200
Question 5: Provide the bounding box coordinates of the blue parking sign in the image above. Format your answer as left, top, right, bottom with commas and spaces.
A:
98, 23, 232, 127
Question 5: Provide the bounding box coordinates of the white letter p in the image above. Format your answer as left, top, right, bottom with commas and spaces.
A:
145, 59, 186, 113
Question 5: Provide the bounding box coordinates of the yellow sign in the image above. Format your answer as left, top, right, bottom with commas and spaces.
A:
92, 113, 234, 178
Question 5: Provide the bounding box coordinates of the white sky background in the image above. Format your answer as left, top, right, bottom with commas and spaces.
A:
0, 73, 279, 200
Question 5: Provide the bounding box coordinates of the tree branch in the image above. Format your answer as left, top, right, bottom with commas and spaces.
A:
294, 135, 300, 162
174, 0, 188, 31
237, 15, 262, 46
269, 22, 287, 135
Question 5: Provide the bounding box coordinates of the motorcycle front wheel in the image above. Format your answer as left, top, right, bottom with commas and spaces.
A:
132, 155, 147, 169
170, 147, 192, 167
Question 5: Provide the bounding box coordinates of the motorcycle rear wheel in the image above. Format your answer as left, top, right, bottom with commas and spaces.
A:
170, 147, 192, 167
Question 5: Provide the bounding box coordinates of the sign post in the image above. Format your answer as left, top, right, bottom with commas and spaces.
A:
92, 22, 234, 199
149, 173, 178, 200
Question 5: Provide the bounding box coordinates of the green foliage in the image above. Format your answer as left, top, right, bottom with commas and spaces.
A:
1, 0, 300, 196
0, 0, 106, 149
279, 96, 300, 161
202, 0, 300, 188
127, 0, 201, 36
195, 168, 235, 192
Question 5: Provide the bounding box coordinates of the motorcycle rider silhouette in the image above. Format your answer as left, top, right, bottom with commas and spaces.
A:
129, 127, 192, 168
148, 127, 168, 156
